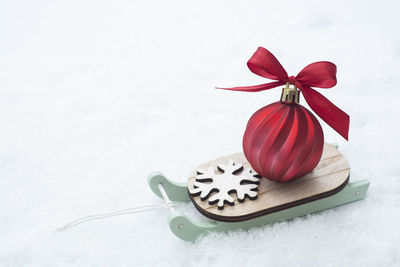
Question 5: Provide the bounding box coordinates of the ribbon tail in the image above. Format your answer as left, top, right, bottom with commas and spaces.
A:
300, 86, 350, 140
216, 81, 285, 92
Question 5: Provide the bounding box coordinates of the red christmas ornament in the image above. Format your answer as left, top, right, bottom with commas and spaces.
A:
242, 85, 324, 182
217, 47, 349, 182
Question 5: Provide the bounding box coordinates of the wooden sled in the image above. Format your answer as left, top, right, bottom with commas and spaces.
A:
148, 143, 369, 242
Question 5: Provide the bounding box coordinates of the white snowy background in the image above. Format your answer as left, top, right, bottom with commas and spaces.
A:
1, 0, 399, 266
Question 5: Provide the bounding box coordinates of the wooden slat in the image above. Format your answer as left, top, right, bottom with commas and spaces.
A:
187, 143, 350, 222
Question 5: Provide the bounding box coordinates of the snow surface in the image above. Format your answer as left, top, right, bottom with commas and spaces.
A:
1, 0, 399, 266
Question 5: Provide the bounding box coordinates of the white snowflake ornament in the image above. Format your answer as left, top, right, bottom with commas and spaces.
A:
189, 160, 261, 209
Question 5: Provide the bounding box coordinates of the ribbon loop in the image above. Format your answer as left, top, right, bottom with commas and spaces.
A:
296, 62, 337, 88
247, 47, 288, 80
217, 47, 349, 140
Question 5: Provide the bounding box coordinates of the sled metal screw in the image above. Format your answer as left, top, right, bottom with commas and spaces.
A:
178, 224, 184, 230
355, 191, 360, 196
157, 183, 176, 213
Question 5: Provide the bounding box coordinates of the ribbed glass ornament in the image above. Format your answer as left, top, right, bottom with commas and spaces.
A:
242, 97, 324, 183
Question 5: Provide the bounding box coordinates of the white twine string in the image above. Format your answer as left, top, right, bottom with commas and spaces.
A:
58, 184, 175, 231
157, 183, 175, 212
57, 203, 168, 231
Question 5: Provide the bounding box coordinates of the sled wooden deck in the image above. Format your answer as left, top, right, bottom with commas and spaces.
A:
187, 143, 350, 222
148, 143, 369, 242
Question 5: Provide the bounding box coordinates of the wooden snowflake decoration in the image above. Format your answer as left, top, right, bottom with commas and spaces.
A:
189, 160, 261, 209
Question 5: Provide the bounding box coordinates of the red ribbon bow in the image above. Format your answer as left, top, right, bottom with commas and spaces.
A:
217, 47, 349, 140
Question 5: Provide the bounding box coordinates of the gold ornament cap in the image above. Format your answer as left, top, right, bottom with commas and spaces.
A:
280, 83, 300, 104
